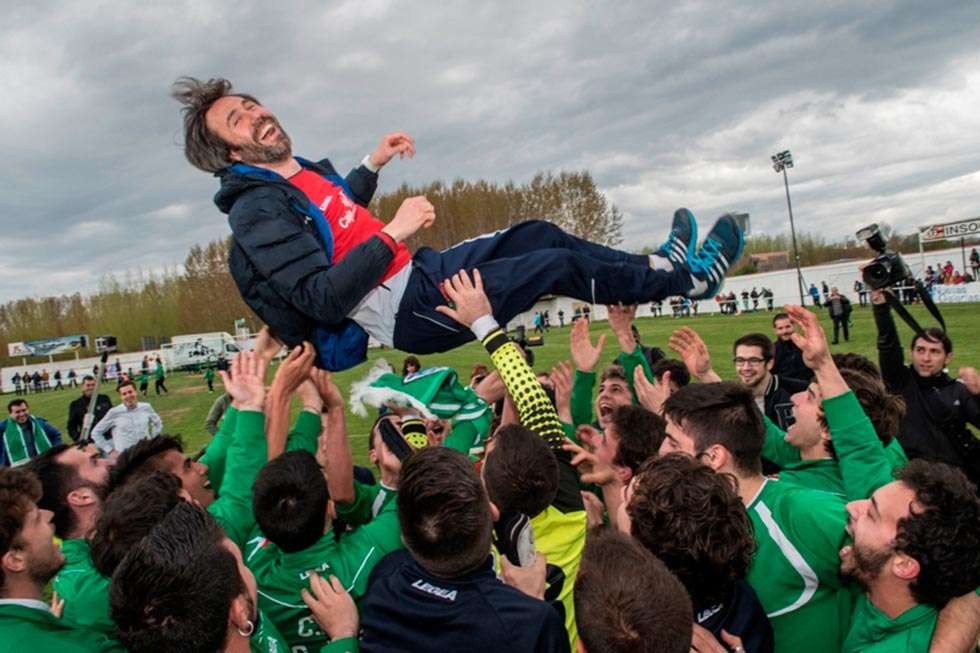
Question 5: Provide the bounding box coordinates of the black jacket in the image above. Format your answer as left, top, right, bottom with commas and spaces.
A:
696, 580, 774, 653
874, 304, 980, 482
772, 339, 813, 383
213, 158, 393, 364
359, 550, 570, 653
763, 374, 809, 431
823, 294, 852, 319
67, 394, 112, 442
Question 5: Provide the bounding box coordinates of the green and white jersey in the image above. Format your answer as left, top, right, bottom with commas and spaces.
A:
253, 609, 291, 653
843, 595, 937, 653
745, 477, 853, 653
245, 499, 402, 653
51, 539, 114, 636
334, 479, 396, 527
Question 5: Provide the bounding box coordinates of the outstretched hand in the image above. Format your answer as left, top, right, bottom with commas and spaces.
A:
369, 132, 416, 168
669, 327, 719, 382
784, 305, 831, 371
563, 438, 616, 486
633, 365, 671, 414
606, 304, 638, 352
219, 350, 268, 411
570, 317, 606, 373
435, 269, 492, 328
310, 368, 345, 411
271, 342, 315, 397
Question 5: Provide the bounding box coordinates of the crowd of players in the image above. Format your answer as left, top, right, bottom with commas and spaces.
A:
1, 272, 980, 653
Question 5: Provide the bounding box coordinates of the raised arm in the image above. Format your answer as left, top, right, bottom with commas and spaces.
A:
310, 368, 354, 505
870, 289, 910, 391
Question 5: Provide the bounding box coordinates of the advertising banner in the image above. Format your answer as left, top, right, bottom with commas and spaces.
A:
931, 282, 980, 304
6, 335, 88, 357
919, 218, 980, 243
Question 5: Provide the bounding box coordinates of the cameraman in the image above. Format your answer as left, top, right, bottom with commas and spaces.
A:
870, 288, 980, 484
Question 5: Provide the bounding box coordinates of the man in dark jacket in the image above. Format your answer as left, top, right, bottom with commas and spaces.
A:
66, 375, 112, 442
359, 447, 570, 653
171, 77, 743, 370
823, 286, 852, 344
872, 289, 980, 484
771, 313, 813, 382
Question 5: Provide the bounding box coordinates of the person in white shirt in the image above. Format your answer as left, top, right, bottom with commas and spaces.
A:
90, 381, 163, 456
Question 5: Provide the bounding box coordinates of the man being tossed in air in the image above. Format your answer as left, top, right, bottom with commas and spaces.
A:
172, 77, 743, 370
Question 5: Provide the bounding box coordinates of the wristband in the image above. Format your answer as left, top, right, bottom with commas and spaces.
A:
471, 314, 500, 341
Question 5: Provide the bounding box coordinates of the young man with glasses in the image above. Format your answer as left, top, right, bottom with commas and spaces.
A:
730, 333, 808, 431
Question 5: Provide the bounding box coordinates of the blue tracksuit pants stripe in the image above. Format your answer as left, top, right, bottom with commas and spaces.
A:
392, 220, 691, 353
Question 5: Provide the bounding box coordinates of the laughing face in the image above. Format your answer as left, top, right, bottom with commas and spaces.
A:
840, 481, 918, 590
159, 449, 214, 508
594, 377, 631, 429
734, 344, 771, 391
205, 95, 292, 166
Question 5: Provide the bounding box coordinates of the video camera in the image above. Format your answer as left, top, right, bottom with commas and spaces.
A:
856, 223, 946, 338
856, 224, 909, 290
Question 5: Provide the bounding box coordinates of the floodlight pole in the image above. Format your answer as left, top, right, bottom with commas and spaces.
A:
772, 151, 806, 306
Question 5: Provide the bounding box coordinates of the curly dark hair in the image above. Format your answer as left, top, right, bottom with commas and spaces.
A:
627, 453, 755, 607
894, 460, 980, 607
609, 405, 666, 475
0, 468, 42, 590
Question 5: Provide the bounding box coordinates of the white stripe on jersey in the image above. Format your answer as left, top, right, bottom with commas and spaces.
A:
754, 502, 819, 617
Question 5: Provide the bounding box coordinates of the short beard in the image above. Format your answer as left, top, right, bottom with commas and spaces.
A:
30, 554, 65, 587
840, 543, 892, 591
233, 118, 292, 165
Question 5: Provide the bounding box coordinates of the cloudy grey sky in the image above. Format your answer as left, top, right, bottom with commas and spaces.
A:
3, 0, 979, 303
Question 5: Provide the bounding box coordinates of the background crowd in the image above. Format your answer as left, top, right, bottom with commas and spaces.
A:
1, 268, 980, 653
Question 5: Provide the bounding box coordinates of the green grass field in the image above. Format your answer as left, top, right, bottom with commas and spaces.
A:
8, 303, 978, 466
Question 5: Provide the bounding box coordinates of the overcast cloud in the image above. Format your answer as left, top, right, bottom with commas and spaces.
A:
2, 0, 979, 302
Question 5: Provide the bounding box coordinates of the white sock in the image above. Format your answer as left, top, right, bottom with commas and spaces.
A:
649, 254, 674, 272
687, 276, 708, 297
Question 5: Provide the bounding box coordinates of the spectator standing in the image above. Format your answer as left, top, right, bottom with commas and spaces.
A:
66, 375, 113, 443
821, 280, 829, 304
90, 381, 163, 456
1, 399, 63, 467
763, 287, 774, 311
204, 365, 216, 392
824, 287, 852, 344
771, 313, 813, 385
808, 283, 820, 307
52, 370, 62, 391
740, 289, 750, 312
871, 289, 980, 484
153, 358, 168, 395
750, 287, 759, 310
67, 369, 77, 388
12, 373, 22, 396
558, 308, 565, 327
971, 247, 979, 278
137, 370, 149, 396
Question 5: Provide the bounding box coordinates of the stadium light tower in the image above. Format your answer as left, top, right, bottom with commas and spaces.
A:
771, 150, 805, 306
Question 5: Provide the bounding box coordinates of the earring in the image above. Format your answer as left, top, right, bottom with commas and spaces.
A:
237, 620, 255, 637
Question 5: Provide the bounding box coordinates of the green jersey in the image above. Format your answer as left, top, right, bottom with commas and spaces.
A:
245, 499, 403, 652
51, 539, 113, 636
253, 608, 291, 653
843, 595, 937, 653
0, 601, 121, 652
763, 392, 908, 500
745, 477, 852, 653
209, 409, 268, 550
335, 479, 397, 526
569, 345, 651, 428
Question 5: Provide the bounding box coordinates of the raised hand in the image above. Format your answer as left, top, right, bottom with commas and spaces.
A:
669, 327, 719, 382
570, 317, 606, 373
301, 574, 359, 641
270, 342, 315, 398
296, 379, 324, 413
562, 439, 616, 486
368, 132, 416, 168
252, 326, 284, 363
219, 350, 268, 411
633, 365, 671, 414
310, 368, 345, 411
606, 304, 638, 352
550, 361, 574, 423
784, 305, 831, 371
435, 269, 493, 328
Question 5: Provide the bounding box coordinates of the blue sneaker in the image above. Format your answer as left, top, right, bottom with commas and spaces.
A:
686, 214, 744, 299
655, 208, 698, 268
